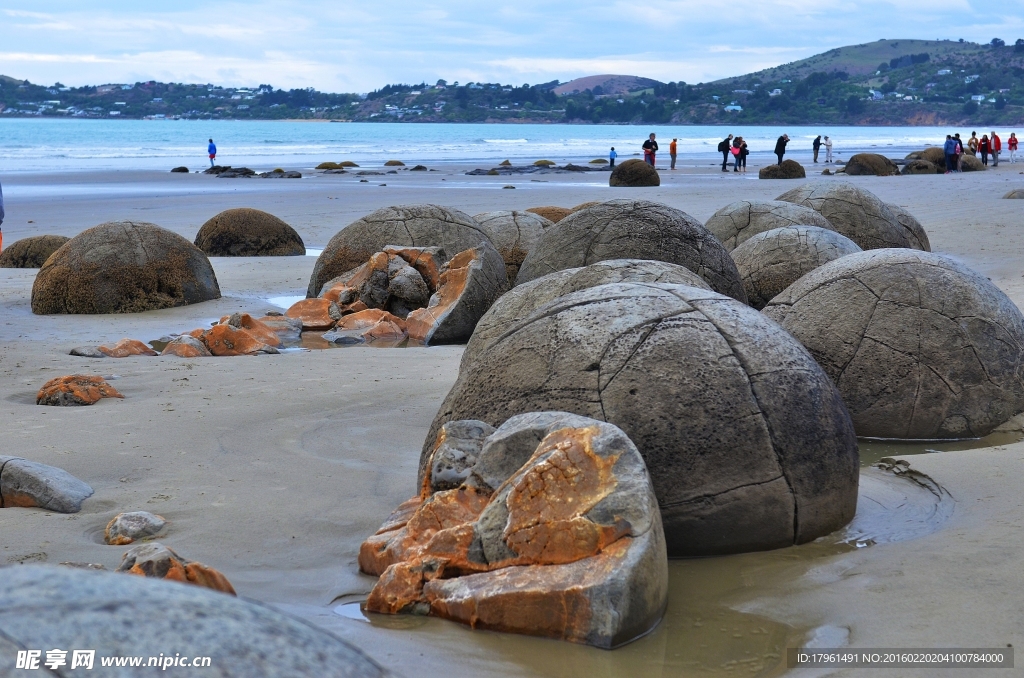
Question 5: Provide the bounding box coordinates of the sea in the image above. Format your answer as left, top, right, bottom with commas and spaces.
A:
0, 119, 969, 172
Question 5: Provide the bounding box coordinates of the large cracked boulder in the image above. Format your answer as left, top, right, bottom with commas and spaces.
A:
705, 200, 836, 251
731, 227, 862, 310
0, 235, 70, 268
307, 204, 492, 298
0, 456, 93, 513
777, 182, 911, 250
764, 249, 1024, 439
473, 210, 554, 285
758, 160, 805, 179
194, 208, 305, 257
843, 153, 900, 176
0, 565, 389, 677
462, 259, 711, 370
516, 200, 747, 302
361, 412, 668, 648
31, 221, 221, 314
885, 203, 930, 251
609, 159, 660, 187
422, 282, 859, 556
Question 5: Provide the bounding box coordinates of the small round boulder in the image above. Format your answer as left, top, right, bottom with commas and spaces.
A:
764, 249, 1024, 439
777, 181, 911, 250
194, 208, 305, 257
901, 159, 940, 175
0, 235, 70, 268
516, 199, 746, 302
758, 160, 806, 179
705, 200, 835, 251
32, 221, 220, 314
472, 210, 554, 285
731, 226, 861, 309
1003, 189, 1024, 199
843, 153, 900, 176
609, 159, 660, 187
907, 148, 946, 165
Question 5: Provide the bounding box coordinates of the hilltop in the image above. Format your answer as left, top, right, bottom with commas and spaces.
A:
552, 75, 662, 96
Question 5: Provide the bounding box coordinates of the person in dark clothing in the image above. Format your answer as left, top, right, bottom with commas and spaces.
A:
642, 133, 658, 167
812, 135, 822, 163
0, 178, 4, 254
942, 135, 958, 173
774, 134, 790, 165
979, 135, 991, 165
732, 137, 742, 172
738, 138, 749, 172
718, 134, 734, 172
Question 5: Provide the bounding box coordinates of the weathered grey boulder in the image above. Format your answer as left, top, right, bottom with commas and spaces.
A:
462, 259, 711, 370
609, 159, 660, 187
0, 456, 93, 513
704, 200, 836, 251
105, 511, 167, 545
194, 208, 305, 257
0, 565, 389, 677
885, 203, 931, 251
422, 282, 859, 556
776, 181, 911, 250
1003, 189, 1024, 199
427, 420, 496, 492
70, 346, 108, 358
31, 221, 221, 314
472, 210, 554, 285
843, 153, 900, 176
0, 235, 70, 268
516, 200, 747, 302
307, 204, 492, 298
731, 227, 862, 309
764, 249, 1024, 438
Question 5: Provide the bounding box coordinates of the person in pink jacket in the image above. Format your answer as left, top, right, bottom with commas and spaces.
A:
991, 131, 1002, 167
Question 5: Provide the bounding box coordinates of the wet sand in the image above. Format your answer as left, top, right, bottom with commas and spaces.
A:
3, 157, 1024, 677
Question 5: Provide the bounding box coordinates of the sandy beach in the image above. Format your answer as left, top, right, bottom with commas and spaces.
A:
3, 155, 1024, 677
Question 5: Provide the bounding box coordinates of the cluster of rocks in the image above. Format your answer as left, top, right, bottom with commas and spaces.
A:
202, 166, 301, 179
466, 163, 610, 176
903, 147, 985, 173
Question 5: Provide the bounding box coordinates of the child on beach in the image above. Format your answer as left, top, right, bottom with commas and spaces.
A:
609, 147, 616, 168
1009, 133, 1018, 163
208, 139, 217, 167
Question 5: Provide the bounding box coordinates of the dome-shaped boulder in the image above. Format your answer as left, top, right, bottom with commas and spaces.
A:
901, 159, 941, 175
705, 200, 835, 251
764, 249, 1024, 439
472, 210, 554, 285
0, 235, 70, 268
843, 153, 900, 176
516, 199, 746, 302
31, 221, 220, 314
960, 154, 985, 171
194, 208, 305, 257
307, 205, 491, 298
732, 226, 861, 309
758, 160, 806, 179
776, 181, 911, 250
885, 203, 930, 251
424, 282, 859, 556
609, 159, 660, 187
907, 147, 947, 165
462, 259, 711, 370
1003, 189, 1024, 199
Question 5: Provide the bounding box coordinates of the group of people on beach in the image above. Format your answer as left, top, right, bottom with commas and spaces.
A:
633, 132, 834, 173
942, 131, 1018, 173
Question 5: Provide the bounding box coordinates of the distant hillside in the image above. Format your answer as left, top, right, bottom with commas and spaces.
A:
553, 75, 662, 96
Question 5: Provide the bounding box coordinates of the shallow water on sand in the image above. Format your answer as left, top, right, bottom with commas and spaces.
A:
858, 430, 1024, 467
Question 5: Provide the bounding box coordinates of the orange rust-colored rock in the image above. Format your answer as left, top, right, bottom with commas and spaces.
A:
36, 375, 125, 406
160, 335, 212, 358
525, 206, 572, 224
324, 308, 409, 344
97, 338, 158, 358
285, 298, 341, 330
220, 313, 281, 347
198, 323, 276, 356
117, 542, 236, 595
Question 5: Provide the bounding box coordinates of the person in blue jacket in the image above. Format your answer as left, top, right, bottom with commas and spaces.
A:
208, 139, 217, 167
609, 147, 617, 168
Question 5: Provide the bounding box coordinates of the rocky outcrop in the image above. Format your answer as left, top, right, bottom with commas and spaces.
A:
609, 159, 660, 187
37, 375, 124, 406
473, 210, 554, 285
171, 166, 189, 173
758, 160, 806, 179
361, 413, 668, 648
704, 200, 836, 251
105, 511, 167, 545
843, 153, 900, 176
117, 542, 236, 594
0, 456, 93, 512
317, 249, 435, 319
0, 235, 70, 268
776, 181, 911, 250
194, 208, 305, 257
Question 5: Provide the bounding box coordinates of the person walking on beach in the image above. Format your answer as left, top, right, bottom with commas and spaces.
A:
669, 138, 678, 170
609, 147, 617, 168
718, 134, 734, 172
774, 134, 790, 165
208, 138, 217, 167
823, 136, 833, 163
642, 133, 658, 167
979, 134, 991, 165
991, 131, 1001, 167
812, 135, 822, 163
968, 132, 979, 155
1009, 133, 1018, 163
954, 133, 965, 172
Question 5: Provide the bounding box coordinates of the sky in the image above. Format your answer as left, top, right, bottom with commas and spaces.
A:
1, 1, 1022, 92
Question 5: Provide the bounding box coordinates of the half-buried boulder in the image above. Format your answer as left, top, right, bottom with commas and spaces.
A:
472, 210, 554, 285
31, 221, 220, 314
609, 159, 660, 187
194, 208, 305, 257
731, 226, 862, 310
758, 160, 805, 179
0, 456, 94, 512
117, 542, 236, 594
1003, 189, 1024, 199
516, 199, 747, 302
776, 181, 911, 250
307, 204, 492, 298
764, 249, 1024, 439
0, 235, 70, 268
843, 153, 900, 176
98, 338, 159, 357
422, 282, 859, 556
901, 159, 941, 175
704, 200, 836, 251
907, 147, 947, 165
361, 412, 667, 648
885, 203, 930, 251
960, 154, 985, 171
37, 375, 124, 406
525, 206, 572, 223
105, 511, 167, 545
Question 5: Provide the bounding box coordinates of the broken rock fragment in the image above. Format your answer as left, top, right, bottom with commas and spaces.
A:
286, 298, 342, 330
36, 375, 124, 406
0, 456, 94, 513
117, 542, 236, 595
161, 335, 212, 357
97, 338, 159, 357
105, 511, 167, 545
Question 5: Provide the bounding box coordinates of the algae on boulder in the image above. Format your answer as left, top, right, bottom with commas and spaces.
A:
0, 235, 70, 268
843, 153, 900, 176
609, 159, 660, 187
901, 159, 941, 175
758, 160, 805, 179
194, 208, 305, 257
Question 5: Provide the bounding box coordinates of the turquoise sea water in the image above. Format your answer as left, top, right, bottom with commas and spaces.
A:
0, 119, 965, 172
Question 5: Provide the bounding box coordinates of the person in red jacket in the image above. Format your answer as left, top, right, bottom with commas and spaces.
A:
1009, 133, 1019, 164
991, 131, 1002, 167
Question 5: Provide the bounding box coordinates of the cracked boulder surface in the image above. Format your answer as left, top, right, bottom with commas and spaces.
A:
704, 199, 835, 251
1003, 189, 1024, 199
323, 308, 409, 344
0, 235, 70, 268
0, 456, 93, 512
31, 221, 221, 314
843, 153, 900, 176
194, 208, 306, 257
0, 566, 389, 677
885, 203, 931, 251
306, 204, 493, 298
360, 413, 668, 649
765, 249, 1024, 439
317, 249, 437, 319
406, 242, 508, 345
731, 226, 862, 310
462, 259, 712, 371
36, 375, 125, 406
776, 181, 912, 251
421, 282, 858, 556
117, 542, 236, 594
609, 159, 660, 187
525, 206, 572, 223
516, 199, 747, 303
473, 210, 554, 285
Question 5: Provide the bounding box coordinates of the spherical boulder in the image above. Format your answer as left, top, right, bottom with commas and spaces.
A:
758, 160, 806, 179
731, 227, 862, 310
525, 206, 572, 223
705, 200, 835, 251
907, 147, 946, 165
472, 210, 554, 285
901, 159, 941, 175
0, 235, 70, 268
885, 203, 930, 251
960, 154, 985, 172
516, 199, 746, 302
843, 153, 900, 176
462, 259, 711, 370
609, 159, 660, 187
764, 249, 1024, 439
422, 282, 859, 556
31, 221, 220, 315
776, 181, 911, 250
1004, 189, 1024, 199
307, 204, 492, 298
194, 208, 305, 257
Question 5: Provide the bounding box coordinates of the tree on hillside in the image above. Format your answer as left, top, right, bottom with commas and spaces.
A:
992, 38, 1006, 48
